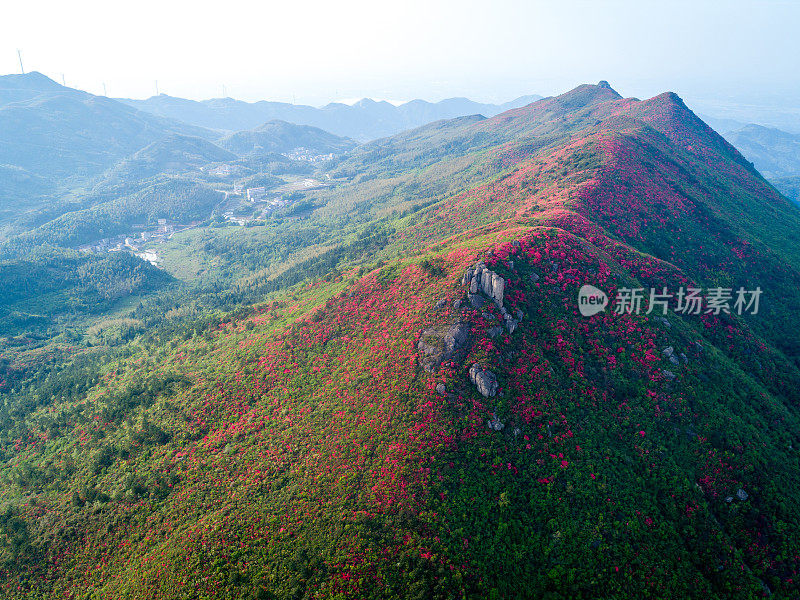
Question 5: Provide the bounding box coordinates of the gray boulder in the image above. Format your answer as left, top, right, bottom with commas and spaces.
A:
418, 321, 473, 373
469, 363, 498, 397
468, 293, 485, 309
504, 314, 518, 334
487, 415, 505, 431
488, 326, 503, 339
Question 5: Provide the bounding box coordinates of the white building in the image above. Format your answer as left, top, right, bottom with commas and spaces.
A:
247, 187, 268, 202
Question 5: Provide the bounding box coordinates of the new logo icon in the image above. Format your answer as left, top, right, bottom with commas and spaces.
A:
578, 285, 608, 317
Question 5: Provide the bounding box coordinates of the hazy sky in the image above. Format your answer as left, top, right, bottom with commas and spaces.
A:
1, 0, 798, 108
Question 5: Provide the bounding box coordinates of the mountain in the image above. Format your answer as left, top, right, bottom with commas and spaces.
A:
0, 72, 214, 181
119, 93, 543, 140
0, 72, 219, 236
771, 175, 800, 203
3, 82, 800, 599
698, 114, 749, 134
103, 134, 237, 183
0, 71, 66, 107
721, 124, 800, 179
219, 120, 357, 157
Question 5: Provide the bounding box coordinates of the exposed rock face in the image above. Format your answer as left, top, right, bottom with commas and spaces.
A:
418, 321, 472, 373
462, 259, 518, 333
469, 363, 498, 397
487, 414, 505, 431
444, 322, 470, 353
468, 293, 485, 309
654, 316, 671, 328
463, 262, 504, 307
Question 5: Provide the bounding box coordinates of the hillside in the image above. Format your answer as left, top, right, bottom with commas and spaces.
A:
722, 124, 800, 179
120, 93, 543, 140
0, 73, 218, 235
2, 83, 800, 599
0, 72, 65, 108
771, 175, 800, 203
0, 73, 214, 181
103, 134, 237, 183
219, 120, 357, 157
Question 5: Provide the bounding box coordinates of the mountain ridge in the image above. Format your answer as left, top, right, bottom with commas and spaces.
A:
119, 92, 544, 140
1, 81, 800, 599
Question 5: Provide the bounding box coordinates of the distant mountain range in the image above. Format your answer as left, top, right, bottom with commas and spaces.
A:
2, 70, 799, 229
0, 72, 215, 227
721, 124, 800, 180
119, 93, 543, 141
0, 73, 213, 181
0, 73, 360, 234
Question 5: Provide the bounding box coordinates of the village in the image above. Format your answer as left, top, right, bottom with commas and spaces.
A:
76, 170, 335, 266
77, 218, 187, 266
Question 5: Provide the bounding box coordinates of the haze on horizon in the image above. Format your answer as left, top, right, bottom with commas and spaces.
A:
1, 0, 798, 114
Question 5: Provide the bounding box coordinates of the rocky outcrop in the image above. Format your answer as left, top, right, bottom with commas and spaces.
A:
487, 414, 505, 431
462, 259, 519, 334
418, 321, 472, 373
469, 363, 498, 397
663, 346, 680, 365
463, 262, 504, 306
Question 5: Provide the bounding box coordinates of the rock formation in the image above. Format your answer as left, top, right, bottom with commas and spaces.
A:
418, 321, 472, 373
462, 260, 519, 334
469, 363, 498, 397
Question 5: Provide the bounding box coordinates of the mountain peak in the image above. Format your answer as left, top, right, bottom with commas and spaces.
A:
538, 82, 622, 113
0, 70, 63, 92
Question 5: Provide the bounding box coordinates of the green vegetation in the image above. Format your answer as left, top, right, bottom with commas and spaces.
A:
1, 80, 800, 599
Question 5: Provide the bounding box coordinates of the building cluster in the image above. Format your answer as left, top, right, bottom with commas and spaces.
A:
282, 147, 336, 162
246, 187, 269, 202
78, 219, 176, 257
201, 164, 241, 177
